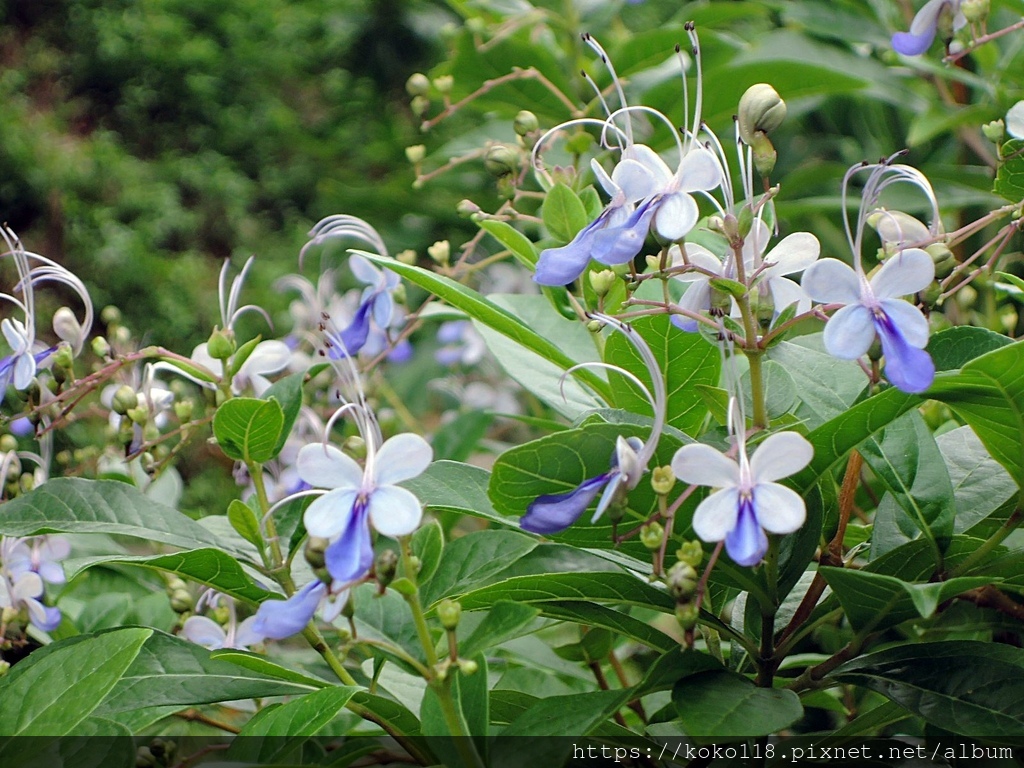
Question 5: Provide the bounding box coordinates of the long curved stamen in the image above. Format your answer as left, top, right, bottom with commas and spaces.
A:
560, 361, 655, 415
1, 226, 35, 347
300, 215, 389, 268
686, 23, 705, 145
530, 117, 630, 188
582, 33, 633, 145
604, 106, 685, 160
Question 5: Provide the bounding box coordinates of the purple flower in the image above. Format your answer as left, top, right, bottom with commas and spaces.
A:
803, 249, 935, 394
672, 432, 813, 567
250, 580, 328, 641
330, 255, 401, 355
892, 0, 965, 56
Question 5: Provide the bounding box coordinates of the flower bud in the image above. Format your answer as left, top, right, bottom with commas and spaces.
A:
91, 336, 111, 358
375, 549, 399, 588
433, 75, 454, 95
149, 738, 175, 762
305, 536, 329, 570
174, 399, 193, 421
126, 406, 149, 426
961, 0, 988, 24
396, 249, 418, 265
406, 72, 431, 97
0, 659, 10, 677
611, 262, 631, 278
410, 95, 430, 116
458, 658, 479, 675
53, 344, 75, 371
586, 319, 604, 333
437, 598, 462, 630
588, 269, 616, 297
135, 746, 157, 768
112, 385, 139, 416
738, 84, 786, 145
925, 243, 956, 279
676, 540, 704, 568
53, 307, 83, 349
456, 199, 481, 218
749, 132, 778, 178
484, 144, 518, 177
112, 325, 131, 345
0, 434, 17, 452
666, 562, 698, 601
640, 522, 664, 551
982, 119, 1005, 143
513, 110, 539, 136
344, 435, 367, 459
427, 240, 451, 266
675, 601, 700, 631
170, 589, 193, 613
651, 465, 676, 495
100, 305, 122, 325
18, 472, 34, 493
405, 144, 426, 164
207, 327, 236, 361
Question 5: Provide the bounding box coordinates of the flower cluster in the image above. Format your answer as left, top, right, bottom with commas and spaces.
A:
0, 535, 68, 633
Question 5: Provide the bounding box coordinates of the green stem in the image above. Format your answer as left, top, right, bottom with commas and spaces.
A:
435, 676, 486, 768
399, 537, 438, 669
756, 537, 780, 687
745, 349, 768, 429
247, 461, 290, 588
952, 508, 1023, 577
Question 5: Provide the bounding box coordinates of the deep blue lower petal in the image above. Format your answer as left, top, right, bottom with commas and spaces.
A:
725, 495, 768, 567
333, 300, 374, 356
591, 198, 659, 266
533, 217, 605, 286
250, 580, 327, 640
325, 499, 375, 584
520, 472, 613, 535
875, 312, 935, 394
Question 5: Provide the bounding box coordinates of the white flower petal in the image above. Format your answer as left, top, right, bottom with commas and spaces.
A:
801, 258, 863, 304
753, 483, 807, 534
367, 485, 423, 537
12, 571, 44, 601
12, 351, 36, 390
591, 158, 619, 198
611, 157, 660, 202
750, 432, 814, 484
692, 487, 740, 542
233, 616, 264, 648
765, 276, 811, 316
880, 298, 930, 349
373, 433, 433, 485
622, 144, 673, 187
872, 209, 930, 246
190, 342, 217, 370
1008, 101, 1024, 139
671, 444, 740, 488
349, 253, 383, 286
871, 248, 934, 299
823, 303, 876, 360
180, 616, 228, 649
303, 487, 360, 538
2, 318, 28, 354
240, 341, 291, 379
762, 233, 820, 278
671, 244, 722, 278
677, 148, 722, 193
296, 443, 363, 489
653, 193, 698, 241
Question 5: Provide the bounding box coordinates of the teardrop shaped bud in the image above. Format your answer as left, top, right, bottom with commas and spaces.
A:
738, 84, 787, 145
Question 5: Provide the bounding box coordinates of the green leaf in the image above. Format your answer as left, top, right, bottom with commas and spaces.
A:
460, 601, 541, 657
213, 396, 285, 463
766, 338, 867, 427
832, 641, 1024, 739
994, 139, 1024, 201
421, 529, 538, 606
937, 426, 1017, 534
410, 519, 444, 586
357, 252, 609, 400
0, 627, 150, 737
673, 670, 802, 740
211, 649, 331, 689
541, 182, 589, 243
818, 568, 996, 633
604, 314, 720, 436
457, 571, 674, 613
65, 548, 273, 605
928, 325, 1012, 371
262, 371, 306, 454
478, 218, 538, 268
431, 409, 493, 462
0, 478, 238, 553
228, 686, 358, 762
860, 412, 956, 560
404, 461, 518, 529
227, 498, 264, 551
540, 601, 676, 652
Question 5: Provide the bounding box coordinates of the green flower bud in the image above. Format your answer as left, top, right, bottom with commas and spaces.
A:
674, 601, 700, 631
0, 434, 17, 452
0, 659, 10, 677
207, 327, 236, 361
666, 562, 698, 601
305, 536, 329, 570
513, 110, 539, 137
586, 319, 604, 333
565, 130, 594, 156
149, 738, 175, 762
676, 540, 704, 567
375, 549, 399, 587
738, 84, 787, 145
100, 305, 122, 325
749, 132, 777, 178
737, 205, 754, 239
588, 269, 617, 297
112, 385, 139, 416
433, 75, 454, 95
406, 554, 422, 575
458, 658, 479, 675
982, 119, 1005, 143
427, 240, 451, 266
640, 522, 664, 551
437, 598, 462, 630
126, 406, 149, 426
112, 325, 131, 345
926, 243, 956, 279
91, 335, 111, 358
406, 72, 431, 97
135, 746, 157, 768
1001, 308, 1018, 334
611, 262, 631, 277
651, 465, 676, 495
410, 95, 430, 117
170, 589, 193, 613
344, 435, 367, 459
961, 0, 988, 24
396, 249, 418, 265
484, 144, 518, 177
174, 399, 193, 421
456, 199, 481, 218
18, 472, 34, 493
405, 144, 426, 164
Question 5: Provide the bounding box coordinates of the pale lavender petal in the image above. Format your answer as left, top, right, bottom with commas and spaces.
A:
677, 148, 723, 193
593, 471, 625, 522
670, 280, 712, 333
251, 580, 326, 640
304, 488, 360, 539
27, 598, 62, 632
349, 253, 382, 286
879, 298, 930, 348
752, 483, 807, 534
725, 495, 769, 567
671, 244, 722, 278
652, 192, 699, 242
12, 571, 44, 600
611, 157, 660, 202
672, 444, 740, 488
761, 233, 820, 278
622, 144, 673, 190
870, 248, 934, 299
372, 291, 394, 329
801, 258, 863, 304
181, 616, 228, 649
823, 303, 876, 360
766, 276, 811, 316
691, 487, 741, 543
297, 443, 363, 490
373, 433, 433, 485
520, 473, 612, 535
36, 561, 66, 585
750, 432, 814, 484
1008, 101, 1024, 140
1, 319, 28, 354
367, 485, 423, 537
233, 616, 264, 648
12, 352, 35, 390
